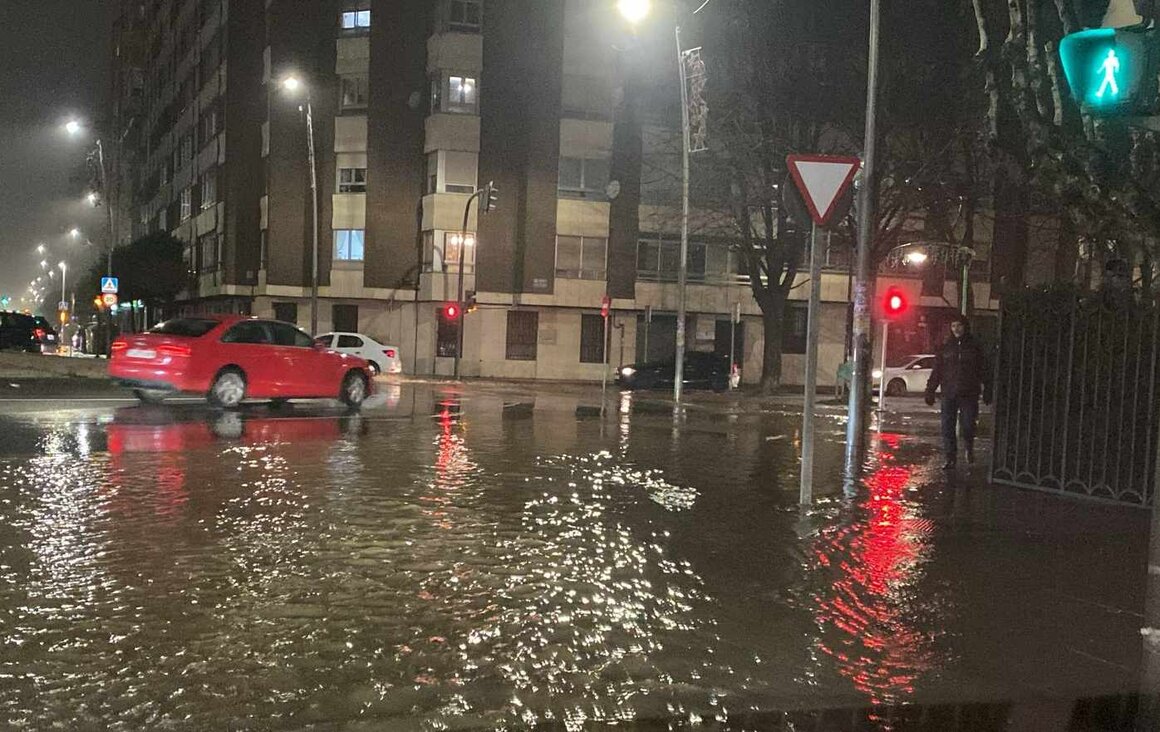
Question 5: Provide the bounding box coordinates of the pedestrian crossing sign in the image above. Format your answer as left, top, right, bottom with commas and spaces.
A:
101, 277, 119, 294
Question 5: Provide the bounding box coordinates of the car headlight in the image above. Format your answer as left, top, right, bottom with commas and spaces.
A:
872, 369, 883, 380
620, 367, 636, 377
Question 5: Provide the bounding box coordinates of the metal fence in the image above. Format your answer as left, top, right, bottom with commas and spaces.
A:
991, 289, 1160, 507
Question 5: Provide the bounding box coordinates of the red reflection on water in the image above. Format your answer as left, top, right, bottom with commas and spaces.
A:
811, 432, 938, 705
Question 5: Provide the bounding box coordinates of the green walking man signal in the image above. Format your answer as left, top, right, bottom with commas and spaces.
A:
1059, 25, 1160, 115
1096, 49, 1122, 98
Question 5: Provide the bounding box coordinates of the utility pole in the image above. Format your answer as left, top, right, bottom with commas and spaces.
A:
674, 24, 691, 408
844, 0, 882, 482
304, 94, 319, 337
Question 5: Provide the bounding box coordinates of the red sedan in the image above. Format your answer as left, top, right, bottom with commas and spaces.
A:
110, 316, 373, 409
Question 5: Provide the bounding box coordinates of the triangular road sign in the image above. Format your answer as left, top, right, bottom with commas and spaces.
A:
786, 154, 861, 226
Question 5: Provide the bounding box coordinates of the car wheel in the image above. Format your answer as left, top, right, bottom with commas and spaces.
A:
208, 368, 247, 409
886, 378, 907, 397
133, 388, 168, 405
340, 371, 368, 409
367, 361, 381, 376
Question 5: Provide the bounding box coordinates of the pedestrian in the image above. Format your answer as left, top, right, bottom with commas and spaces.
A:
924, 315, 991, 469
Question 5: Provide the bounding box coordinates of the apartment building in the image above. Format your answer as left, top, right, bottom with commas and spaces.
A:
109, 0, 998, 385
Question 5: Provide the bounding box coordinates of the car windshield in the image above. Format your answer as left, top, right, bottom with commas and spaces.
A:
149, 318, 219, 338
33, 317, 53, 330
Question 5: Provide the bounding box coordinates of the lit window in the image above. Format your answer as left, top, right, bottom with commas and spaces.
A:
334, 229, 365, 261
339, 75, 368, 110
338, 167, 367, 193
441, 232, 475, 272
341, 9, 371, 29
434, 75, 478, 114
180, 187, 193, 221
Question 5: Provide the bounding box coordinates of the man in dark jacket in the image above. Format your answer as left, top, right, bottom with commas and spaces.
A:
925, 316, 991, 469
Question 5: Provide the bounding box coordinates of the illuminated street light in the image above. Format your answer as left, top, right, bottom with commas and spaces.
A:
69, 228, 81, 239
87, 192, 99, 206
64, 119, 82, 136
281, 76, 302, 93
617, 0, 650, 24
279, 74, 320, 336
36, 244, 45, 255
904, 250, 928, 265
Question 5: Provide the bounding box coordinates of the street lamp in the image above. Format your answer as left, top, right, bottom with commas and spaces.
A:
281, 75, 320, 336
86, 192, 98, 206
63, 119, 114, 281
58, 261, 67, 310
36, 244, 45, 255
616, 0, 702, 407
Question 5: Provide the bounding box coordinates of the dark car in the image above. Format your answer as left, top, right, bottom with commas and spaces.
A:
32, 316, 59, 353
616, 351, 731, 393
0, 312, 39, 352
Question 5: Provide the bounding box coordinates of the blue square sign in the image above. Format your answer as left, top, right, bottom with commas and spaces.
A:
101, 277, 119, 294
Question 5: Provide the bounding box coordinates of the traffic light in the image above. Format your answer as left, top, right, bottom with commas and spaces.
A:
442, 302, 461, 320
882, 287, 908, 321
464, 291, 478, 313
481, 180, 499, 214
1059, 26, 1160, 115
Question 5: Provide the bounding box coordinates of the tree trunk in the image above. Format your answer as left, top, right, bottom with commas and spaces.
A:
760, 297, 786, 395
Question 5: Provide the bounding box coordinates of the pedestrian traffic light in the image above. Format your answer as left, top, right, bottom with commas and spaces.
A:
481, 181, 499, 214
1059, 26, 1160, 115
442, 302, 461, 320
882, 287, 908, 321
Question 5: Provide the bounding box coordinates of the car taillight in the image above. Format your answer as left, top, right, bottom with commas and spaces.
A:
110, 340, 128, 356
384, 349, 396, 358
34, 328, 46, 340
158, 344, 192, 358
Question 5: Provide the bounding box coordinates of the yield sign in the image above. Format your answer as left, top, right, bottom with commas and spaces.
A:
786, 154, 861, 226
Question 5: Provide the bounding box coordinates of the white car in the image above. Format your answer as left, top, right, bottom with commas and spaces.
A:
873, 354, 936, 396
314, 332, 402, 376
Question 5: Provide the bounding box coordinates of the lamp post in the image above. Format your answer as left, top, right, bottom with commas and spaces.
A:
617, 0, 703, 408
64, 122, 114, 281
59, 262, 67, 312
282, 76, 320, 335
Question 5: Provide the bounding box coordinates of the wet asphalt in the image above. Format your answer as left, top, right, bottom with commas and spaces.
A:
0, 377, 1152, 729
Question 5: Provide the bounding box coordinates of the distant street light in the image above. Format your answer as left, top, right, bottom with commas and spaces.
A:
36, 244, 45, 255
40, 261, 47, 270
280, 75, 320, 336
64, 119, 82, 136
87, 192, 98, 206
69, 228, 81, 239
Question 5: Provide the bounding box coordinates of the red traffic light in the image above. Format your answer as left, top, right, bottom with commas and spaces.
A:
443, 303, 461, 320
882, 287, 908, 320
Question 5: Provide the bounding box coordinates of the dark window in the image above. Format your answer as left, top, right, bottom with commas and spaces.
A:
314, 335, 334, 347
914, 356, 936, 370
558, 157, 610, 199
447, 0, 482, 32
149, 318, 218, 338
338, 167, 367, 193
337, 335, 363, 348
714, 319, 745, 364
436, 308, 459, 357
339, 75, 368, 110
269, 321, 314, 347
333, 304, 359, 333
579, 314, 605, 364
273, 302, 298, 325
221, 321, 271, 344
506, 311, 538, 361
782, 303, 808, 355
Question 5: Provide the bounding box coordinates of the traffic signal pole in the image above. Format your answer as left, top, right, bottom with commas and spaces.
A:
877, 320, 890, 412
454, 188, 484, 380
844, 0, 882, 483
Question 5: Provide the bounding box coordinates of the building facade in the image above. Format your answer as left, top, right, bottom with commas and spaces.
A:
109, 0, 998, 386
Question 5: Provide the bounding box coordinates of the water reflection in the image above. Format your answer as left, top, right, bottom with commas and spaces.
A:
807, 432, 943, 705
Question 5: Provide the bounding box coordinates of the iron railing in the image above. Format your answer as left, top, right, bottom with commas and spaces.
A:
992, 289, 1160, 507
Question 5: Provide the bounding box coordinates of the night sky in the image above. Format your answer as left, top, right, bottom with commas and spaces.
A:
0, 0, 111, 306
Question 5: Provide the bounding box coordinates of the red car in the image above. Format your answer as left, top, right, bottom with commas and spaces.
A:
110, 316, 373, 409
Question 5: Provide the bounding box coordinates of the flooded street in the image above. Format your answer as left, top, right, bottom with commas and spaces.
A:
0, 381, 1150, 729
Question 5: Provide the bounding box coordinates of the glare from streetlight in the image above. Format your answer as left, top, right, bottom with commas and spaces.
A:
617, 0, 650, 23
39, 260, 47, 269
36, 244, 45, 254
65, 119, 82, 136
58, 261, 67, 271
282, 76, 302, 93
69, 228, 81, 239
86, 192, 98, 206
905, 250, 929, 265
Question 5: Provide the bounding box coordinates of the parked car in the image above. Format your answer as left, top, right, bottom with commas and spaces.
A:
873, 354, 936, 396
32, 316, 60, 354
110, 316, 374, 409
617, 351, 731, 393
0, 312, 39, 352
313, 332, 402, 375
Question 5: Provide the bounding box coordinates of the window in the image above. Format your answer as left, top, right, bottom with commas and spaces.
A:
433, 75, 478, 114
782, 303, 808, 355
221, 321, 271, 344
338, 167, 367, 193
149, 318, 218, 337
555, 236, 607, 280
580, 314, 605, 364
333, 304, 359, 333
447, 0, 482, 32
269, 321, 314, 347
196, 232, 218, 271
180, 133, 194, 163
200, 169, 217, 210
273, 302, 298, 325
441, 232, 475, 272
314, 335, 333, 348
337, 334, 363, 348
637, 239, 720, 282
340, 8, 371, 30
562, 75, 612, 120
427, 150, 477, 194
334, 229, 365, 261
505, 311, 538, 361
180, 187, 193, 221
436, 308, 459, 358
339, 74, 368, 110
558, 157, 610, 199
199, 108, 219, 146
